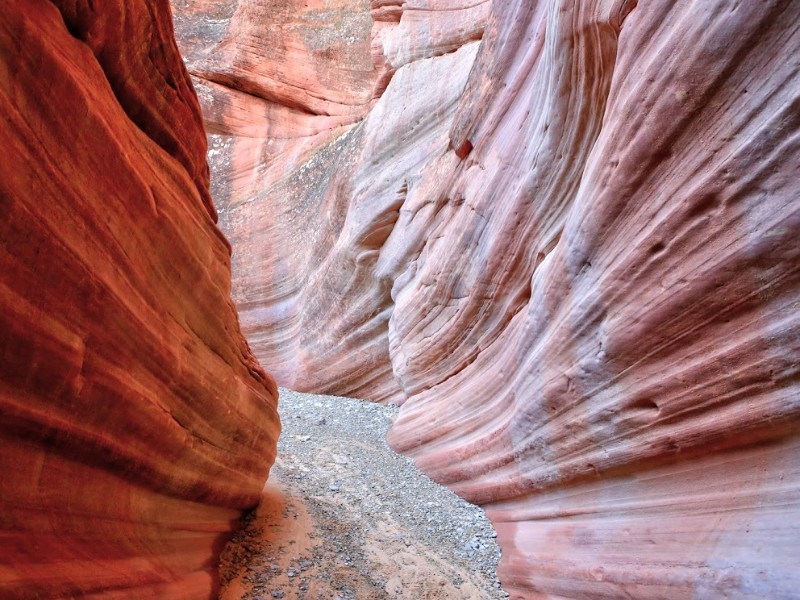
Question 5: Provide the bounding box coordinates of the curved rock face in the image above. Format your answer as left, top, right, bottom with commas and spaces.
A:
174, 0, 800, 597
173, 0, 490, 403
0, 2, 279, 598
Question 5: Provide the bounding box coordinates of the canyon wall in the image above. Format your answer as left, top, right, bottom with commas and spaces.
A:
173, 0, 800, 598
0, 1, 279, 598
173, 0, 491, 403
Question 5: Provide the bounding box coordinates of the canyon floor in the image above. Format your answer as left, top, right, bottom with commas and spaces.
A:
218, 389, 507, 600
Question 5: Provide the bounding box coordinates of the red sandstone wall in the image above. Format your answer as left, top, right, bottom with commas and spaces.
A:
0, 1, 279, 597
173, 0, 800, 597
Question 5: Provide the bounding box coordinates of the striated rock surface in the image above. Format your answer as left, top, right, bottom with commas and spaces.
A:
174, 0, 800, 597
0, 1, 279, 598
173, 0, 490, 403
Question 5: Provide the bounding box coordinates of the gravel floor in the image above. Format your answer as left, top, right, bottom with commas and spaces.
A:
218, 388, 508, 600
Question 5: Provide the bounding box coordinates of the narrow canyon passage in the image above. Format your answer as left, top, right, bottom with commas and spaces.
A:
2, 1, 799, 599
217, 390, 506, 600
173, 1, 800, 596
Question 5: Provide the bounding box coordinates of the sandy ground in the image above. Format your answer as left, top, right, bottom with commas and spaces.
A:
217, 390, 507, 600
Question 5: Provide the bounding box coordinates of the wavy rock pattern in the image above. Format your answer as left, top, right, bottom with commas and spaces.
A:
173, 0, 490, 403
174, 0, 800, 597
0, 1, 279, 598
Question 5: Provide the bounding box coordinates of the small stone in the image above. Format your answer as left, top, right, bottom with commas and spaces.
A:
271, 591, 285, 599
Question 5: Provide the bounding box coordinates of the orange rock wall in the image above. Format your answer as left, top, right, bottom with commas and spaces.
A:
173, 0, 800, 597
0, 1, 279, 598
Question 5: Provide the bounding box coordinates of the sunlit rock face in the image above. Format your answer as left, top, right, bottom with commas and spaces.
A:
0, 1, 279, 598
173, 0, 490, 403
174, 0, 800, 597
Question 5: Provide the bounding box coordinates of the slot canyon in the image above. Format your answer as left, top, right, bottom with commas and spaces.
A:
1, 0, 799, 598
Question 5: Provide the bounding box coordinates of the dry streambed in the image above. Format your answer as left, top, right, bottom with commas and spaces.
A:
218, 388, 508, 599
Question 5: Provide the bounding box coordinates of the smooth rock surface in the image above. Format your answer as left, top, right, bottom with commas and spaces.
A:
173, 0, 490, 403
174, 0, 800, 597
0, 1, 279, 598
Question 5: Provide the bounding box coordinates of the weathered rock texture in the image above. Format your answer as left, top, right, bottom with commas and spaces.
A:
0, 1, 279, 598
174, 0, 800, 597
173, 0, 490, 403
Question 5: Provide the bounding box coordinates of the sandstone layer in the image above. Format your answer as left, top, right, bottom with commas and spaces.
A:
0, 2, 279, 598
173, 0, 490, 403
173, 0, 800, 597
